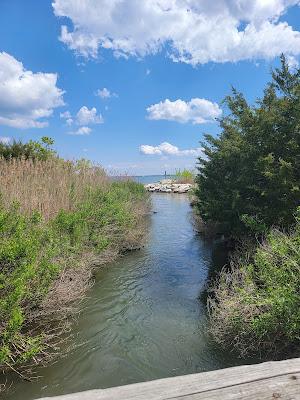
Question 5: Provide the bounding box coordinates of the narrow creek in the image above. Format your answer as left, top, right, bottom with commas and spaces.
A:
5, 193, 243, 399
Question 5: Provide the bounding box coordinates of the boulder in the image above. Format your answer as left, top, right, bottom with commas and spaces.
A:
159, 179, 173, 185
144, 182, 194, 193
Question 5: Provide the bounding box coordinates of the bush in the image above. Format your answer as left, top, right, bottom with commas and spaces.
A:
0, 158, 149, 371
0, 205, 59, 367
208, 219, 300, 357
196, 55, 300, 237
0, 136, 56, 161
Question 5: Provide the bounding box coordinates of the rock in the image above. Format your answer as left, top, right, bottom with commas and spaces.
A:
160, 179, 173, 185
177, 188, 188, 193
144, 181, 194, 194
159, 185, 172, 192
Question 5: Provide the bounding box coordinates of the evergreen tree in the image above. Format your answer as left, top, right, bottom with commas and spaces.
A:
196, 55, 300, 237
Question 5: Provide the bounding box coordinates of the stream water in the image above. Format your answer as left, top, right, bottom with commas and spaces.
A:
5, 193, 243, 399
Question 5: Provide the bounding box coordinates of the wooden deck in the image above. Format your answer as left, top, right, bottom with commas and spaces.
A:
40, 357, 300, 400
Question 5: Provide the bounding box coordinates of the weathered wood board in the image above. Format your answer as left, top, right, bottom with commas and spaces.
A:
39, 357, 300, 400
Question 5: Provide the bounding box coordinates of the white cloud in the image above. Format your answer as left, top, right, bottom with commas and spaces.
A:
68, 126, 92, 135
0, 52, 64, 129
147, 98, 222, 124
52, 0, 300, 65
140, 144, 162, 155
60, 25, 99, 58
0, 136, 11, 144
61, 106, 104, 129
286, 55, 299, 69
140, 142, 203, 156
96, 87, 117, 99
76, 106, 103, 125
146, 69, 151, 75
60, 110, 73, 125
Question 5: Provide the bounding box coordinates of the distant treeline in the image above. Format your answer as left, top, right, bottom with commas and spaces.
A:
195, 55, 300, 358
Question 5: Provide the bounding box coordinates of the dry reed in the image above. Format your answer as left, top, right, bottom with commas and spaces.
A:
0, 157, 108, 219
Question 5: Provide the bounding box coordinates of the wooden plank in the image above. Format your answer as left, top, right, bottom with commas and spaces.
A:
172, 373, 300, 399
39, 358, 300, 400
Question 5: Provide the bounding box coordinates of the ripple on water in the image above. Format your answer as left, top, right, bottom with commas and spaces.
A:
3, 194, 240, 400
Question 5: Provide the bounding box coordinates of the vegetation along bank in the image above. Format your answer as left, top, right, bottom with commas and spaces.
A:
0, 138, 149, 378
195, 55, 300, 358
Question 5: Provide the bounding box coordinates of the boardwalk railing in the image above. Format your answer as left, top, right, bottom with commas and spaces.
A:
40, 357, 300, 400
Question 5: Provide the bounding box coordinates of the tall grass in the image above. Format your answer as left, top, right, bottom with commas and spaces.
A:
0, 158, 108, 220
0, 158, 149, 375
175, 168, 195, 184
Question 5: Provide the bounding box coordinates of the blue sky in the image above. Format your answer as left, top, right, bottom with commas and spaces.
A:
0, 1, 300, 175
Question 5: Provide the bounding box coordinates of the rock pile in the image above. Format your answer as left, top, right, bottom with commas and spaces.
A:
144, 179, 193, 193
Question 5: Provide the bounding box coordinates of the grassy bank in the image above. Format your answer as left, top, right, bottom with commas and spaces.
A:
195, 56, 300, 358
208, 223, 300, 357
0, 155, 149, 376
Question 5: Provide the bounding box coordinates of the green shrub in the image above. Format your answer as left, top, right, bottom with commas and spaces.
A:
209, 217, 300, 357
0, 136, 56, 161
0, 205, 60, 366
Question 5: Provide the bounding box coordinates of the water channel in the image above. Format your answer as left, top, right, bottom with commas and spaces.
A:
5, 193, 243, 399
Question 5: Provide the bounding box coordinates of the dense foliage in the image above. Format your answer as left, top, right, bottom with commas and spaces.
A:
0, 136, 56, 160
196, 56, 300, 357
209, 218, 300, 357
196, 55, 300, 237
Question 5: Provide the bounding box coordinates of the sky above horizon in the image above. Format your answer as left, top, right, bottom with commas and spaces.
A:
0, 1, 300, 175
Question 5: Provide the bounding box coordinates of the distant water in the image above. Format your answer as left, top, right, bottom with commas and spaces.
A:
133, 175, 174, 184
110, 175, 174, 185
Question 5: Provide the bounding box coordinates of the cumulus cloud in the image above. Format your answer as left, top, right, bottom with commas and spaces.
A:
147, 98, 222, 124
96, 87, 117, 99
60, 25, 99, 58
61, 106, 103, 131
286, 55, 299, 70
140, 142, 203, 156
76, 106, 103, 125
60, 106, 104, 126
52, 0, 300, 65
60, 110, 73, 125
68, 126, 92, 135
0, 52, 64, 129
0, 136, 11, 144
